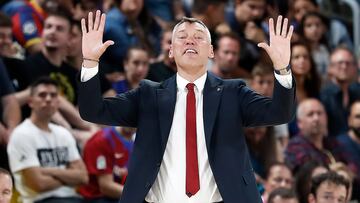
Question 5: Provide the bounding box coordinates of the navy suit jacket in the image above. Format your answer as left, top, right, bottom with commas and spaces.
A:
78, 72, 296, 203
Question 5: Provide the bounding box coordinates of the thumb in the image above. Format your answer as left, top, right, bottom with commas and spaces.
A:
257, 42, 270, 54
100, 40, 114, 53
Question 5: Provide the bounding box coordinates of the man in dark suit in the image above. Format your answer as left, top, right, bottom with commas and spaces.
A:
78, 10, 295, 203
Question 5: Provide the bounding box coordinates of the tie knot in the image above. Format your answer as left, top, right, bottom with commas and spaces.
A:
186, 83, 195, 91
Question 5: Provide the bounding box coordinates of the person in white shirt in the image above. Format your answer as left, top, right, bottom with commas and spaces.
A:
7, 77, 88, 203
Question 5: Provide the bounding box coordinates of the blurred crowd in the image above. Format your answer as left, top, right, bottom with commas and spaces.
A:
0, 0, 359, 202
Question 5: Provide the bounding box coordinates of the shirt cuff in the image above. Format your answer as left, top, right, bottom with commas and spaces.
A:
81, 65, 99, 82
274, 71, 293, 89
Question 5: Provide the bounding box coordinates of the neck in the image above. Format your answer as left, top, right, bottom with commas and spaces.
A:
30, 114, 51, 132
66, 54, 82, 70
42, 47, 65, 66
306, 134, 323, 150
127, 78, 140, 89
177, 66, 206, 82
349, 130, 360, 144
212, 64, 232, 79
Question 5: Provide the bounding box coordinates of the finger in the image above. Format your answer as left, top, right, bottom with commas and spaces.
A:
281, 18, 288, 37
98, 13, 106, 33
258, 42, 270, 54
81, 18, 87, 34
276, 15, 282, 35
287, 25, 294, 40
93, 10, 101, 31
100, 40, 114, 53
88, 12, 94, 30
269, 18, 275, 37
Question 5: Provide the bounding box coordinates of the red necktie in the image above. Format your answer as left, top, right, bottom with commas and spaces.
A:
185, 83, 200, 197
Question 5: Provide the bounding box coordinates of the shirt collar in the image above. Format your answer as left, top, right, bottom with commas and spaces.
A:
176, 72, 207, 93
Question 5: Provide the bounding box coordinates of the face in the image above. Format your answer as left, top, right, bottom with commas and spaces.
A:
235, 0, 266, 23
42, 16, 71, 50
0, 174, 12, 203
265, 165, 293, 194
29, 84, 59, 118
251, 74, 274, 97
293, 0, 317, 22
297, 99, 327, 138
291, 45, 311, 76
121, 0, 143, 20
309, 182, 347, 203
170, 22, 214, 71
124, 49, 149, 83
348, 102, 360, 138
303, 16, 325, 43
210, 3, 226, 27
67, 24, 82, 57
161, 30, 174, 62
329, 49, 357, 83
0, 27, 13, 57
215, 37, 240, 73
272, 196, 299, 203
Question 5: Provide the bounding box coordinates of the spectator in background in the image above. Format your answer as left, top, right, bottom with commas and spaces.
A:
290, 0, 353, 50
245, 126, 282, 179
190, 0, 226, 43
147, 24, 177, 82
268, 188, 298, 203
102, 0, 152, 74
112, 46, 150, 94
330, 162, 356, 202
225, 0, 267, 72
7, 77, 88, 203
285, 99, 338, 172
210, 32, 248, 79
0, 60, 21, 171
295, 161, 329, 203
332, 100, 360, 200
308, 172, 349, 203
0, 167, 13, 203
288, 41, 321, 137
79, 126, 135, 202
262, 162, 294, 203
320, 47, 360, 137
297, 12, 330, 77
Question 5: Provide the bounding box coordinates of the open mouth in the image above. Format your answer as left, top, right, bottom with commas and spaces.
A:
183, 48, 198, 55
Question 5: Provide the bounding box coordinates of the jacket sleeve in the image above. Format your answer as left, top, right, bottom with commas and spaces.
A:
239, 77, 296, 127
77, 73, 139, 127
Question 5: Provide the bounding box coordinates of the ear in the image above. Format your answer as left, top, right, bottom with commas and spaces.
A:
208, 45, 214, 59
169, 45, 174, 58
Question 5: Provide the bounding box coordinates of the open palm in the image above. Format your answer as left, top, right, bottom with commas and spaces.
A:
81, 10, 114, 60
258, 16, 293, 70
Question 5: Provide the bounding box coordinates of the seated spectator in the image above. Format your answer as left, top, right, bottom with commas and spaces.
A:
0, 59, 21, 171
295, 161, 329, 203
79, 126, 135, 202
308, 171, 350, 203
268, 188, 298, 203
7, 77, 88, 203
330, 162, 356, 202
285, 99, 339, 172
320, 47, 360, 137
262, 162, 294, 203
332, 100, 360, 200
245, 127, 281, 179
297, 12, 330, 77
147, 24, 177, 82
210, 32, 248, 79
0, 167, 13, 203
112, 46, 150, 94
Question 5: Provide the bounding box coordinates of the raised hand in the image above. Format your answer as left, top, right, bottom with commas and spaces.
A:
258, 16, 293, 70
81, 10, 114, 63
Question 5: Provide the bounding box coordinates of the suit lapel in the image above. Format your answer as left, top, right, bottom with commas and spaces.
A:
203, 73, 223, 151
156, 76, 177, 152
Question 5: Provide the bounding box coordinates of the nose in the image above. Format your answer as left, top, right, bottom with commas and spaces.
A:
185, 36, 196, 45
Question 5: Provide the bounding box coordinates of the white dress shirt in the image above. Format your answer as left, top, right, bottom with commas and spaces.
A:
81, 66, 293, 203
